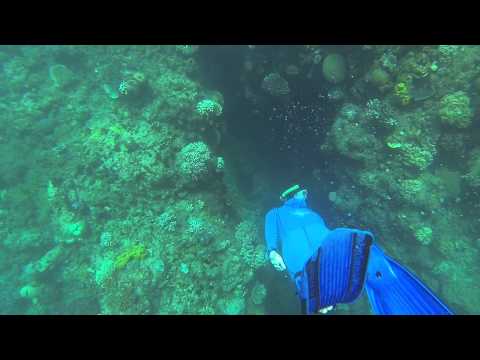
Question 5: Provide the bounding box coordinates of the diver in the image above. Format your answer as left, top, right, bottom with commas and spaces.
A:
264, 184, 453, 315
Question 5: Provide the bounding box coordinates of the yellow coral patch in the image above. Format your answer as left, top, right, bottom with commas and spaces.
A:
114, 244, 147, 270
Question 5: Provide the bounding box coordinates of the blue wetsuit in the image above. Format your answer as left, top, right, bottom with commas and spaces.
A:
265, 197, 330, 280
265, 196, 453, 315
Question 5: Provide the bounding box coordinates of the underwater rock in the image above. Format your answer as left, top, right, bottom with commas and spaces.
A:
19, 283, 40, 304
103, 83, 119, 100
322, 53, 347, 84
388, 141, 436, 171
367, 67, 391, 92
285, 64, 300, 76
118, 71, 148, 99
223, 296, 245, 315
250, 282, 267, 305
330, 103, 382, 163
466, 148, 480, 187
34, 245, 64, 273
58, 210, 86, 242
410, 76, 434, 101
48, 64, 76, 88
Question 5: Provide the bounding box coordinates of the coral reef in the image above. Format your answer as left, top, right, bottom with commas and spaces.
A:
2, 45, 480, 315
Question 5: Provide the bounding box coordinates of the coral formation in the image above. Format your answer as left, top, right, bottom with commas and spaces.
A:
250, 282, 267, 305
196, 99, 223, 117
415, 226, 433, 246
176, 141, 213, 184
261, 72, 290, 96
438, 91, 473, 128
393, 82, 412, 106
118, 71, 147, 98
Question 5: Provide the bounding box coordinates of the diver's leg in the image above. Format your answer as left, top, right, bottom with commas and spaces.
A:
295, 273, 308, 315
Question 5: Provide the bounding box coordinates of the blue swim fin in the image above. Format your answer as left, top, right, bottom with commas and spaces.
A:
301, 228, 373, 314
365, 244, 453, 315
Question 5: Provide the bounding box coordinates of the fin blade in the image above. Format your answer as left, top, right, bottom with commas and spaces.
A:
366, 245, 453, 315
